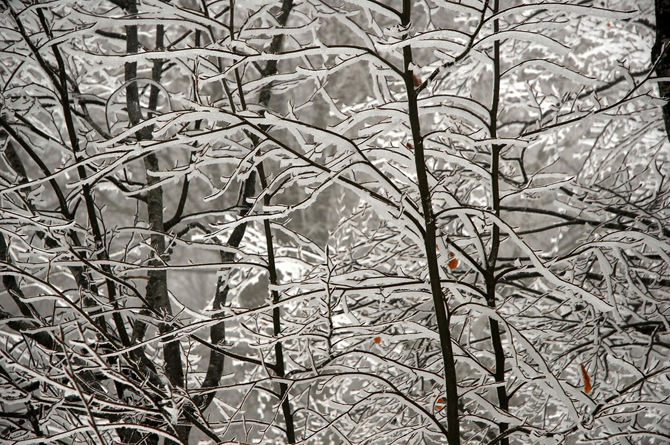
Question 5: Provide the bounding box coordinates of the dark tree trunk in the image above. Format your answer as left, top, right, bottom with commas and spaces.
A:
654, 0, 670, 138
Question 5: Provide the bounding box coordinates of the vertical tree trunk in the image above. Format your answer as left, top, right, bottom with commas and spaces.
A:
255, 2, 297, 441
193, 2, 296, 443
654, 0, 670, 139
402, 1, 461, 443
122, 7, 185, 445
488, 1, 510, 444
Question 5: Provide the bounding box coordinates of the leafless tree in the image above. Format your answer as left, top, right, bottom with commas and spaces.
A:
1, 1, 668, 444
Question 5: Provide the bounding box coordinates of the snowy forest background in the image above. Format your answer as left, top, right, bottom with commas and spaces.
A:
1, 0, 669, 444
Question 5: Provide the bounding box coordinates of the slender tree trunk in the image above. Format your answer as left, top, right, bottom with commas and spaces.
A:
258, 164, 296, 443
654, 0, 670, 139
192, 2, 296, 443
402, 1, 460, 443
487, 2, 510, 444
254, 2, 297, 441
122, 3, 185, 443
124, 18, 184, 391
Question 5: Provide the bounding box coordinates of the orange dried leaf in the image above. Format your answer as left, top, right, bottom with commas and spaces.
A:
406, 142, 413, 150
413, 73, 421, 87
580, 363, 592, 394
374, 336, 382, 344
437, 397, 444, 404
449, 252, 456, 258
435, 404, 443, 411
448, 258, 459, 270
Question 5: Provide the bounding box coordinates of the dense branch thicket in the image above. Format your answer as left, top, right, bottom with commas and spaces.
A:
1, 0, 669, 444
